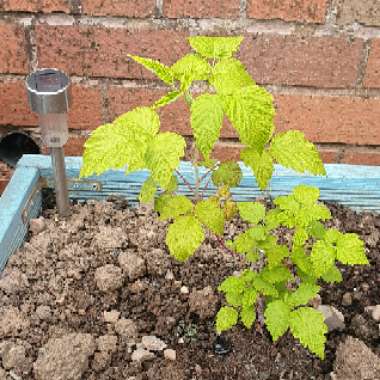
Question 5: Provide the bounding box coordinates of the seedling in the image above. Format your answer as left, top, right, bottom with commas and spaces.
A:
81, 36, 368, 359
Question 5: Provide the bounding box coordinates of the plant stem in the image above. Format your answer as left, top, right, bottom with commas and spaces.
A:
214, 234, 235, 256
175, 169, 195, 195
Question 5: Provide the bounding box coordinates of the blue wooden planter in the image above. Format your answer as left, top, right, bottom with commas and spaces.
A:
1, 154, 380, 271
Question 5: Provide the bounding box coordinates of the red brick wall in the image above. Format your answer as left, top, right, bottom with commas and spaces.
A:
1, 0, 380, 191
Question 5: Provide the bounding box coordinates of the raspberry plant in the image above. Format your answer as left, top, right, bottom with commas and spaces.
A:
80, 36, 368, 359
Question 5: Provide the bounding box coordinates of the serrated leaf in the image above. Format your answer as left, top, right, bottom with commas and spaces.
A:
211, 58, 255, 95
296, 204, 331, 227
261, 238, 290, 268
321, 265, 343, 283
289, 307, 328, 359
166, 175, 178, 193
269, 131, 326, 175
253, 277, 278, 297
191, 94, 224, 159
145, 132, 186, 189
237, 202, 266, 225
81, 107, 160, 177
264, 300, 291, 341
218, 275, 245, 295
291, 247, 314, 274
171, 53, 211, 86
241, 304, 256, 329
242, 288, 258, 308
293, 228, 309, 247
308, 221, 326, 240
261, 266, 292, 284
195, 198, 225, 235
222, 86, 275, 150
336, 233, 368, 265
241, 148, 274, 190
212, 162, 242, 188
139, 176, 157, 203
310, 240, 336, 277
155, 194, 193, 221
189, 36, 244, 59
265, 209, 288, 230
166, 215, 205, 261
128, 55, 174, 84
324, 228, 342, 244
293, 185, 320, 205
216, 306, 238, 333
285, 283, 320, 308
154, 90, 182, 109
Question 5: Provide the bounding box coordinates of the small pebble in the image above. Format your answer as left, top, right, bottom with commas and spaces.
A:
29, 217, 46, 235
371, 305, 380, 322
103, 310, 120, 324
213, 335, 232, 355
180, 286, 189, 294
164, 349, 176, 361
342, 292, 353, 306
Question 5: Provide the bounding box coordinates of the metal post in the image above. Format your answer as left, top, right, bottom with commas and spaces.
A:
50, 147, 70, 217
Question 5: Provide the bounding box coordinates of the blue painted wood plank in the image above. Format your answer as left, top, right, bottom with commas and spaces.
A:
0, 166, 42, 270
17, 154, 380, 213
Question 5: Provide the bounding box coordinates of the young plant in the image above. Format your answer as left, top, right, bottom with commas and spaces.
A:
80, 36, 368, 359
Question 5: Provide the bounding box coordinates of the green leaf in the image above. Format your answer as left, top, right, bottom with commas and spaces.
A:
216, 306, 239, 333
237, 202, 266, 225
293, 185, 320, 205
265, 209, 288, 230
212, 162, 242, 188
321, 265, 343, 283
218, 275, 245, 295
285, 283, 320, 308
252, 277, 278, 297
269, 131, 326, 176
310, 240, 336, 277
195, 198, 225, 235
166, 215, 205, 261
154, 90, 182, 109
261, 266, 292, 284
293, 228, 309, 247
264, 300, 291, 341
241, 304, 256, 329
172, 53, 211, 86
211, 58, 255, 95
242, 288, 258, 307
145, 132, 186, 189
191, 94, 224, 159
336, 233, 368, 265
155, 194, 193, 221
189, 36, 244, 59
291, 247, 314, 274
222, 86, 275, 151
324, 228, 342, 244
81, 107, 160, 177
308, 221, 326, 240
241, 148, 274, 190
261, 237, 290, 268
128, 55, 174, 85
232, 231, 256, 255
139, 176, 157, 203
289, 307, 328, 359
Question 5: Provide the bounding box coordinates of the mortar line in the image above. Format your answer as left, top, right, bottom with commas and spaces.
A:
155, 0, 163, 18
240, 0, 247, 20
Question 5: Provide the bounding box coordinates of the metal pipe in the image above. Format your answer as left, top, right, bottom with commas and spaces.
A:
50, 147, 70, 217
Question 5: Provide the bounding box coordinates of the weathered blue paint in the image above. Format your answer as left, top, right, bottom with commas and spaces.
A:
17, 154, 380, 211
0, 166, 42, 270
1, 154, 380, 271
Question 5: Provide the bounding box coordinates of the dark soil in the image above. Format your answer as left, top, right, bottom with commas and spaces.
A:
0, 197, 379, 380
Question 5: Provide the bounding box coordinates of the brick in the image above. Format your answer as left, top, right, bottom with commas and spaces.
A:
240, 35, 364, 88
68, 84, 103, 130
274, 94, 380, 146
0, 81, 37, 126
247, 0, 327, 23
0, 80, 102, 130
36, 25, 189, 79
163, 0, 240, 18
81, 0, 155, 17
1, 0, 70, 13
64, 135, 87, 156
337, 0, 380, 27
0, 22, 28, 74
364, 39, 380, 88
316, 146, 341, 163
341, 147, 380, 165
212, 142, 242, 162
